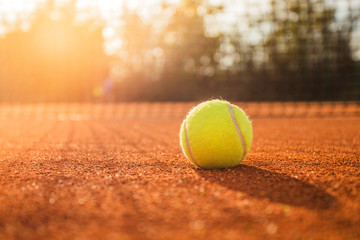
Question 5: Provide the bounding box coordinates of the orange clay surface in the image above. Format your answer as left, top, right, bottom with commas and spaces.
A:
0, 103, 359, 240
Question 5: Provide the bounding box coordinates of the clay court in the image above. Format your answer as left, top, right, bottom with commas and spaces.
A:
0, 102, 359, 240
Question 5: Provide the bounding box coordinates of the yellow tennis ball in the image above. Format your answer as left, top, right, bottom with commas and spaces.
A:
179, 99, 253, 169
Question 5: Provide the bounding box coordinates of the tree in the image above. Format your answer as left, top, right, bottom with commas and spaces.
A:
157, 0, 221, 100
112, 9, 157, 101
263, 0, 356, 101
112, 0, 222, 101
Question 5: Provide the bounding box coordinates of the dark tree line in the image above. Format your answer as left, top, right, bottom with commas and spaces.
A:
113, 0, 359, 101
0, 0, 358, 102
261, 0, 358, 101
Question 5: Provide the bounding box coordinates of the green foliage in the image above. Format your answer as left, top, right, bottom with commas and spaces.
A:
0, 0, 358, 102
262, 0, 357, 100
115, 0, 221, 101
136, 0, 357, 101
159, 0, 220, 100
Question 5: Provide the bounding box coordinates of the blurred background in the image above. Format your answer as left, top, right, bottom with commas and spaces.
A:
0, 0, 359, 103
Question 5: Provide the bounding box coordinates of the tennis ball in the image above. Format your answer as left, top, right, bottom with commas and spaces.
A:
179, 99, 253, 169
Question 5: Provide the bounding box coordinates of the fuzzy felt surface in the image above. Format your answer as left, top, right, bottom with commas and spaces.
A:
180, 100, 253, 169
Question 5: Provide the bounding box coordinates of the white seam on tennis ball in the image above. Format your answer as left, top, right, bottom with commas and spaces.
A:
228, 104, 246, 162
184, 121, 201, 168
